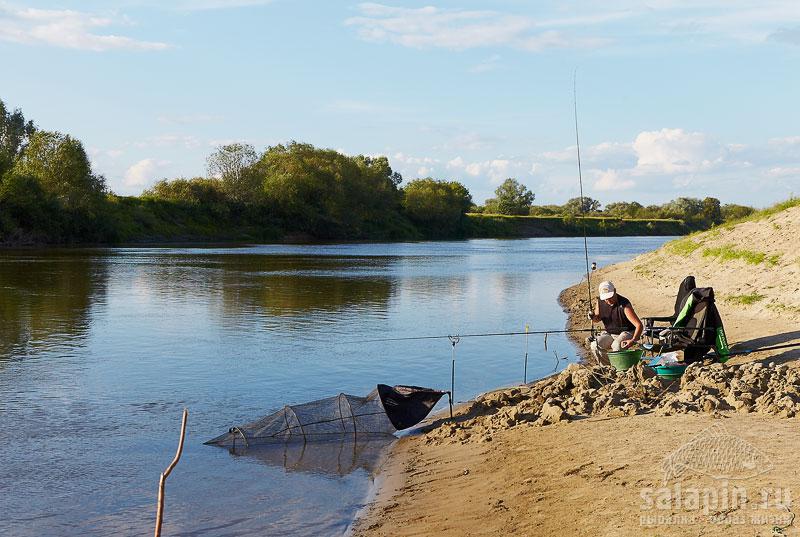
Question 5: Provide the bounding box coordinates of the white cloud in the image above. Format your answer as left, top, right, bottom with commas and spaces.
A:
632, 128, 724, 175
346, 2, 800, 53
541, 147, 574, 162
124, 158, 169, 188
0, 2, 169, 51
447, 156, 464, 169
88, 147, 124, 160
769, 136, 800, 146
766, 166, 800, 178
593, 169, 636, 191
541, 141, 634, 168
464, 162, 482, 176
392, 152, 438, 166
345, 3, 610, 52
449, 157, 514, 183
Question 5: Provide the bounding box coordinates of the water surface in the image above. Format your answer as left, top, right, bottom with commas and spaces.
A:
0, 237, 670, 536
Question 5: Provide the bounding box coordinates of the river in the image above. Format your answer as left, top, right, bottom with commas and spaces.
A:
0, 237, 670, 536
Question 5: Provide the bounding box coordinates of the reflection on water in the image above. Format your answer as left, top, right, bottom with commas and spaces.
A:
220, 437, 394, 477
0, 238, 671, 536
0, 252, 108, 358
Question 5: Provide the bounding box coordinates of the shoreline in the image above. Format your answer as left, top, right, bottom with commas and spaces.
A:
350, 206, 800, 536
0, 231, 683, 250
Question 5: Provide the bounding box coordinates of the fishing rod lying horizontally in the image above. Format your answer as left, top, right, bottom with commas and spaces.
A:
346, 328, 594, 344
345, 325, 721, 345
343, 326, 800, 406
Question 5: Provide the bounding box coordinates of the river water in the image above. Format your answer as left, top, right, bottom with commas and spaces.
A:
0, 237, 670, 536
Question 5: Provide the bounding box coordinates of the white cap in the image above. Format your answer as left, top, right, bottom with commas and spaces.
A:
598, 281, 616, 300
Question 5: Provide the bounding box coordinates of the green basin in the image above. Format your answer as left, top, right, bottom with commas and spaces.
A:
654, 364, 688, 380
607, 349, 644, 371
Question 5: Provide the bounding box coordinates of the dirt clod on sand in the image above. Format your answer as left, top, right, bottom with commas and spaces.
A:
423, 360, 800, 446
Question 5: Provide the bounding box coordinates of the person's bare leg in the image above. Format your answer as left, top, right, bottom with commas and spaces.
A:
592, 332, 614, 364
611, 331, 634, 351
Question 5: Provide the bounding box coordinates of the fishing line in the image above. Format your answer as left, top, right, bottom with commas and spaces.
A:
573, 70, 594, 334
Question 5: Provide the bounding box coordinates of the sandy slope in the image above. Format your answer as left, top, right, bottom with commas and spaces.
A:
561, 205, 800, 363
352, 206, 800, 537
355, 415, 800, 537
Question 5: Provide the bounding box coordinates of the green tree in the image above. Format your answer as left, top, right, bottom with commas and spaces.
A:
639, 204, 665, 219
256, 142, 403, 236
563, 196, 601, 215
0, 172, 59, 237
206, 143, 260, 204
15, 130, 105, 211
528, 204, 560, 216
701, 197, 722, 226
493, 178, 534, 215
604, 201, 644, 218
144, 177, 227, 206
402, 178, 472, 235
663, 197, 704, 221
0, 98, 36, 177
721, 203, 755, 222
354, 155, 402, 187
483, 198, 499, 214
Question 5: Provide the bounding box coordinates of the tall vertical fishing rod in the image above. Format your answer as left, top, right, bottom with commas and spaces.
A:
573, 71, 594, 329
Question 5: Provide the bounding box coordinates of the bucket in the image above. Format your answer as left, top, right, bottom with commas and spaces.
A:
607, 349, 644, 371
654, 364, 688, 380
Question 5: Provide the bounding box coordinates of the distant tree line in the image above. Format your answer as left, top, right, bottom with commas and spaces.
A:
0, 97, 756, 245
472, 178, 755, 231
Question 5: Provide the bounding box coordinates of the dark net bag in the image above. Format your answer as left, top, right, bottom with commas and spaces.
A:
206, 384, 447, 447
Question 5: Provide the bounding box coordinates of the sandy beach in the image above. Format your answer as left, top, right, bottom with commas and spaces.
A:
352, 205, 800, 537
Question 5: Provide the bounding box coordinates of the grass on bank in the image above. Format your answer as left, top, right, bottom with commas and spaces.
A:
667, 237, 703, 256
767, 303, 800, 315
665, 196, 798, 259
725, 292, 767, 305
720, 196, 800, 229
702, 244, 781, 266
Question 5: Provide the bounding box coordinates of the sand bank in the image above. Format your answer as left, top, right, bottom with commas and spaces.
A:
353, 206, 800, 537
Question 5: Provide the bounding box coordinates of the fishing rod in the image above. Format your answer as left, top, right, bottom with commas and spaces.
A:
343, 325, 727, 345
345, 328, 596, 344
573, 70, 594, 333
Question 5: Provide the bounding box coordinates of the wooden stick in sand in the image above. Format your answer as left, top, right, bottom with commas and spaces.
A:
154, 408, 188, 537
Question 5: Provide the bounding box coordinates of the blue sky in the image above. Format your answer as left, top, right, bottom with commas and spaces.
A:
2, 1, 799, 206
